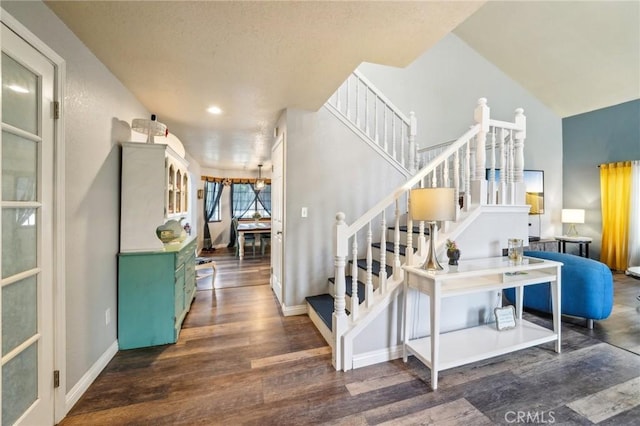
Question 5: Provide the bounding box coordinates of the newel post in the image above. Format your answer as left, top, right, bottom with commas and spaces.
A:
514, 108, 527, 204
471, 98, 489, 205
333, 212, 348, 370
408, 111, 417, 175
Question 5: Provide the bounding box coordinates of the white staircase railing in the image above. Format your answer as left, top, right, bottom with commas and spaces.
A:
331, 98, 527, 371
326, 70, 418, 174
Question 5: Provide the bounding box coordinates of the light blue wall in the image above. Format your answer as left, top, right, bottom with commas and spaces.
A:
357, 34, 564, 239
562, 99, 640, 259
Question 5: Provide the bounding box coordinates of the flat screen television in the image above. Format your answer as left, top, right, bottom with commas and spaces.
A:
486, 169, 544, 215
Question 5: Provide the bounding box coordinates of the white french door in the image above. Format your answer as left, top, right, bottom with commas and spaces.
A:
270, 133, 284, 305
1, 22, 55, 426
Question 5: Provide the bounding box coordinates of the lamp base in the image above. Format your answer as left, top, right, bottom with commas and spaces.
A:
423, 221, 444, 271
566, 223, 578, 237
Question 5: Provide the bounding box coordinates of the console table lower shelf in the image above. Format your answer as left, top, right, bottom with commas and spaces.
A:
406, 319, 558, 372
402, 256, 562, 390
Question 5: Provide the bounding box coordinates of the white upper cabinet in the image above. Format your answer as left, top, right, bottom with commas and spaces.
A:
120, 141, 190, 252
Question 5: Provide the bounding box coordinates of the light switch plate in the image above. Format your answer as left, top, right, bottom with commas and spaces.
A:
301, 207, 308, 218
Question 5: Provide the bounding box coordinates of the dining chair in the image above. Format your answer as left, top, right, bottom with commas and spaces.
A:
260, 233, 271, 255
195, 249, 217, 285
232, 217, 257, 257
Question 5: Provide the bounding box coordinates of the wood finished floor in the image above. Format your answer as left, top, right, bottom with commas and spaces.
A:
61, 251, 640, 425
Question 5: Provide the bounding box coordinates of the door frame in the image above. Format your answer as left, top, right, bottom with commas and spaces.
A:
1, 10, 67, 424
271, 132, 285, 307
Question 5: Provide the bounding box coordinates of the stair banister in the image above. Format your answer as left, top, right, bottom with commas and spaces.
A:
333, 212, 348, 371
327, 98, 527, 371
326, 70, 417, 175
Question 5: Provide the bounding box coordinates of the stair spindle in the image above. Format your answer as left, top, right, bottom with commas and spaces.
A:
379, 211, 387, 293
366, 223, 373, 308
351, 237, 359, 319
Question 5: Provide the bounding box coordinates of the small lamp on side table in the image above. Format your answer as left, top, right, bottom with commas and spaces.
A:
410, 187, 456, 271
562, 208, 585, 237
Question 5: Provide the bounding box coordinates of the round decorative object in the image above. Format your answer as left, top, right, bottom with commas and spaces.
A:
132, 114, 167, 144
447, 249, 460, 266
156, 219, 186, 244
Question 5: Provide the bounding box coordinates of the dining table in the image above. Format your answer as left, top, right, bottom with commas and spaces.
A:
237, 221, 271, 259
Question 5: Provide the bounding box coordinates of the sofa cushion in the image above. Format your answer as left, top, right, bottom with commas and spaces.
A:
504, 251, 613, 321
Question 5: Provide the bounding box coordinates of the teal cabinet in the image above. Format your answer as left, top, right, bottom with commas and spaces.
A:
118, 237, 197, 350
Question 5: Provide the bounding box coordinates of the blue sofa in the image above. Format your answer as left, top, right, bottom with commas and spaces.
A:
504, 251, 613, 328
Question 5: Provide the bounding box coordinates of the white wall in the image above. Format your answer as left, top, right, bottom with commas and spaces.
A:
357, 34, 564, 239
1, 1, 200, 394
282, 106, 408, 307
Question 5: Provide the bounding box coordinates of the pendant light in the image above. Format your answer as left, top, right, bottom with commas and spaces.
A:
255, 164, 265, 190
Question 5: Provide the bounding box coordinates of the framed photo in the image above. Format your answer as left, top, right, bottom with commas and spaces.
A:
494, 305, 516, 331
197, 189, 204, 199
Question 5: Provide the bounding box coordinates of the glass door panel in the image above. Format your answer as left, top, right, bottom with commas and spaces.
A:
2, 131, 38, 202
1, 52, 38, 135
2, 21, 55, 425
2, 208, 37, 278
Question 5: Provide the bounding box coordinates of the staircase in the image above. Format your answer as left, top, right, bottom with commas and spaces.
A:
307, 72, 530, 372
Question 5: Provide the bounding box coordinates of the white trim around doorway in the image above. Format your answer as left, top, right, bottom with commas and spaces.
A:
0, 9, 67, 424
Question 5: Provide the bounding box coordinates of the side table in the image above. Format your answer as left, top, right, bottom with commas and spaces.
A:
555, 236, 592, 258
402, 257, 562, 390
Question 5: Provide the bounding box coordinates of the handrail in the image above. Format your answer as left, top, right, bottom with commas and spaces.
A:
346, 124, 481, 237
327, 70, 418, 174
352, 70, 410, 124
329, 98, 527, 371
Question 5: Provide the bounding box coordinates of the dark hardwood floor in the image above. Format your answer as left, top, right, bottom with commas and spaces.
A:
60, 251, 640, 425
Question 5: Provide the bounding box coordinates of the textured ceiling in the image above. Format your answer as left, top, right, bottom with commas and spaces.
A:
45, 0, 483, 171
45, 1, 639, 171
454, 1, 640, 118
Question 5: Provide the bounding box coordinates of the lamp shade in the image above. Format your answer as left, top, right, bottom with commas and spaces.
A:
562, 209, 585, 224
410, 188, 456, 221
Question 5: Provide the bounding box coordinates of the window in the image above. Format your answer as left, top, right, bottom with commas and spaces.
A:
231, 183, 271, 219
204, 181, 222, 222
207, 196, 221, 222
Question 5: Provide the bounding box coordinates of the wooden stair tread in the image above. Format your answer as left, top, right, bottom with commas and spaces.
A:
305, 294, 334, 331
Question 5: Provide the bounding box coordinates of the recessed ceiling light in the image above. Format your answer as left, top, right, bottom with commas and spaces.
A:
207, 106, 222, 115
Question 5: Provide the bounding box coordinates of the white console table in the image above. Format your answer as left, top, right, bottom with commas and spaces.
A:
402, 256, 562, 390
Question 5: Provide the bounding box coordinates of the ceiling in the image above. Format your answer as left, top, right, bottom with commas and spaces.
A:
454, 1, 639, 119
45, 1, 639, 172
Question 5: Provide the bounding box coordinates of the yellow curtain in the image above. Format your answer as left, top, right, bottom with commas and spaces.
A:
600, 162, 632, 270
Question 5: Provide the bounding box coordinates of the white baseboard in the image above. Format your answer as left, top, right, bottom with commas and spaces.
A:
281, 303, 307, 316
352, 345, 403, 369
65, 340, 119, 414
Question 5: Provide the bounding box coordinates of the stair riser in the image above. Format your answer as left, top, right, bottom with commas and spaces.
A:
371, 246, 406, 267
306, 303, 333, 345
355, 268, 382, 289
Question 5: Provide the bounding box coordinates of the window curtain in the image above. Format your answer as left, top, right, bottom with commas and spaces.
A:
227, 183, 258, 248
628, 161, 640, 267
257, 184, 271, 215
600, 162, 632, 270
203, 181, 223, 249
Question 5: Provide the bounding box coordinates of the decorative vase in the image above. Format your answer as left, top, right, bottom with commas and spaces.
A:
447, 249, 460, 266
156, 219, 186, 244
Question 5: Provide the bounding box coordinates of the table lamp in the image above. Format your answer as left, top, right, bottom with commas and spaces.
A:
410, 187, 456, 271
562, 208, 585, 237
